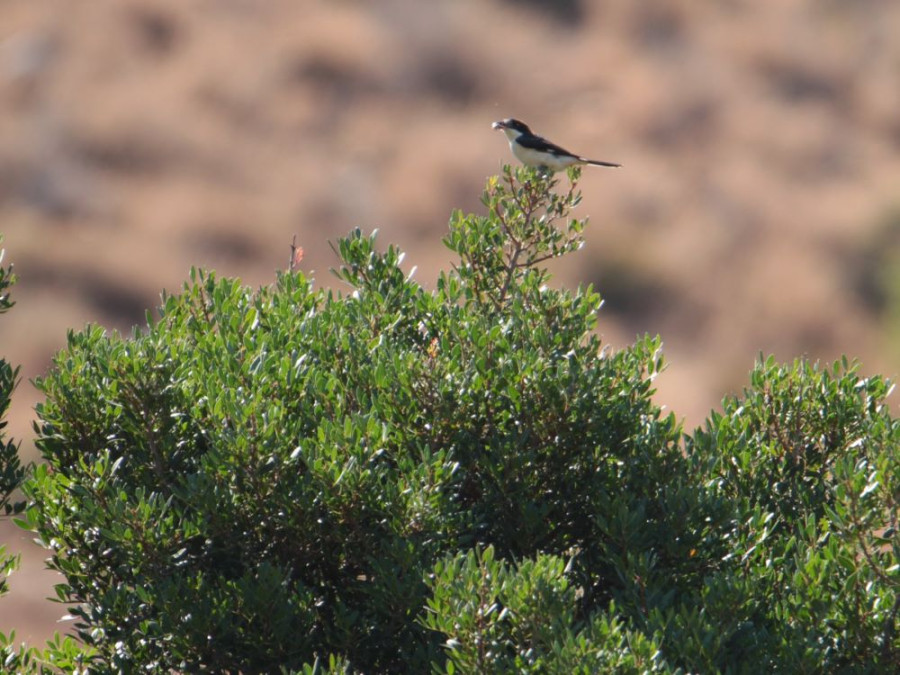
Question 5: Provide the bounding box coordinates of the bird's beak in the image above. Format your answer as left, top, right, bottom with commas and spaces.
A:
492, 121, 506, 130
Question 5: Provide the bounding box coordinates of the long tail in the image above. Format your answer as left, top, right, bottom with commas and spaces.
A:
584, 158, 621, 168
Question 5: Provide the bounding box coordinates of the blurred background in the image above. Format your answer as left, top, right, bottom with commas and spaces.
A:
1, 0, 899, 644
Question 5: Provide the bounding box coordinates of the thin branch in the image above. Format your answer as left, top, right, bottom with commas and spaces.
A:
498, 240, 525, 306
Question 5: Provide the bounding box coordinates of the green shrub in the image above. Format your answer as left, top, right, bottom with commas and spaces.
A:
0, 237, 24, 534
0, 239, 31, 669
21, 168, 709, 672
685, 357, 900, 671
8, 168, 899, 672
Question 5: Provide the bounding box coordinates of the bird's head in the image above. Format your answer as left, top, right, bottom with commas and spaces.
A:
492, 118, 532, 139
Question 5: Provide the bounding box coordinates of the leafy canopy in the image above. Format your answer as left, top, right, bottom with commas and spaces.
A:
1, 167, 897, 673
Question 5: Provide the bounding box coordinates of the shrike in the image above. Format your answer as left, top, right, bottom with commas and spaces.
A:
492, 118, 620, 172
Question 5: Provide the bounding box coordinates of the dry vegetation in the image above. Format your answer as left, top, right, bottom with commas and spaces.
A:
1, 0, 899, 643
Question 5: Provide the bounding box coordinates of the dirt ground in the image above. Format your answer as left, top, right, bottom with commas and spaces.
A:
1, 0, 899, 645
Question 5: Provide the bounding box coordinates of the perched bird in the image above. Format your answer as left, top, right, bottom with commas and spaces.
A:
492, 118, 620, 172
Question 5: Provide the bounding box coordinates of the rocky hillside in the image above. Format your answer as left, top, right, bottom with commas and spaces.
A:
1, 0, 899, 642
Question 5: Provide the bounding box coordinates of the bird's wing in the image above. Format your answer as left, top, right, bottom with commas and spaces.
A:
514, 133, 580, 160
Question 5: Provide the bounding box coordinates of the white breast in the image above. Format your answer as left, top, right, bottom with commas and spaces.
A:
510, 142, 582, 171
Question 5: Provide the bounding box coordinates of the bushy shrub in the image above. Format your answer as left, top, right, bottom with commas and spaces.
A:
21, 168, 710, 672
0, 240, 32, 669
0, 237, 24, 535
684, 357, 900, 671
8, 167, 899, 672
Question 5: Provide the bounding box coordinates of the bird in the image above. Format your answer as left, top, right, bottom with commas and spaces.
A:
492, 118, 620, 173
